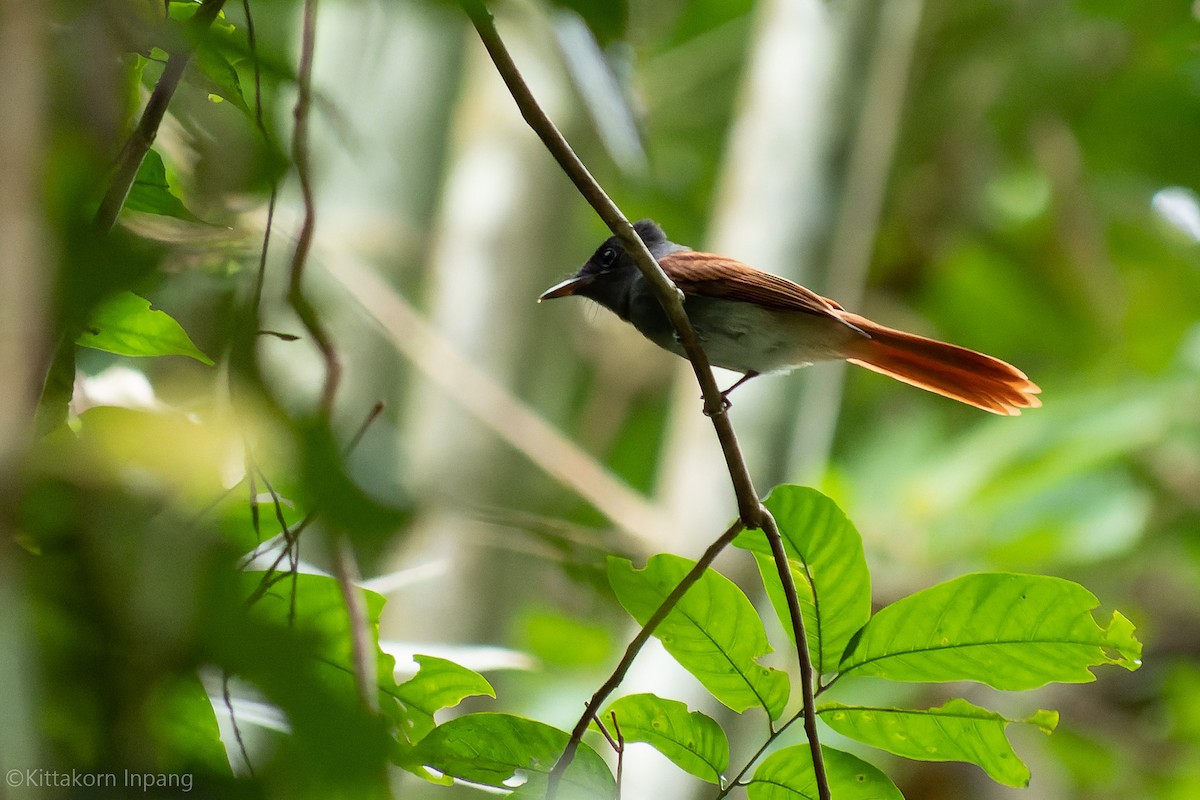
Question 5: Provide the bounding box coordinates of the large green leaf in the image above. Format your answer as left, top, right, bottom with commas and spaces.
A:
245, 571, 401, 709
819, 699, 1058, 787
735, 485, 871, 677
394, 654, 494, 742
234, 571, 399, 794
123, 148, 203, 222
601, 693, 728, 784
78, 291, 214, 364
838, 573, 1142, 689
411, 713, 614, 798
746, 745, 902, 800
608, 554, 789, 719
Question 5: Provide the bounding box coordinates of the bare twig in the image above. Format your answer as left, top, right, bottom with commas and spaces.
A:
222, 673, 257, 778
456, 3, 828, 798
94, 0, 229, 231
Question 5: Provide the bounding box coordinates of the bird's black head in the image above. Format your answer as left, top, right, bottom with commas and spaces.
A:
538, 220, 672, 308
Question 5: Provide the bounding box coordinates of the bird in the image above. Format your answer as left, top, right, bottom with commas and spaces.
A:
539, 220, 1041, 415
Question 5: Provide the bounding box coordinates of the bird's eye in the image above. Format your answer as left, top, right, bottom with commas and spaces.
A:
599, 247, 617, 268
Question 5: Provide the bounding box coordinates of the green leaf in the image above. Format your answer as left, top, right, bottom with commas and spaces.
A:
78, 291, 213, 364
819, 699, 1058, 787
146, 674, 233, 776
394, 654, 495, 742
608, 554, 790, 719
168, 1, 249, 112
838, 573, 1142, 689
746, 745, 903, 800
233, 571, 399, 793
735, 485, 871, 677
411, 713, 614, 798
124, 149, 203, 222
601, 693, 728, 784
187, 46, 249, 113
245, 571, 401, 708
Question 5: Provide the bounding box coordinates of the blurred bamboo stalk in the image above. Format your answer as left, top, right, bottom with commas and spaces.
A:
789, 0, 925, 480
329, 253, 671, 546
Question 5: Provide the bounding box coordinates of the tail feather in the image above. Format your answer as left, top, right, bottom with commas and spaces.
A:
840, 313, 1041, 416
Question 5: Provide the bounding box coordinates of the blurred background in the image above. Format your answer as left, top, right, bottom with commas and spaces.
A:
2, 0, 1198, 798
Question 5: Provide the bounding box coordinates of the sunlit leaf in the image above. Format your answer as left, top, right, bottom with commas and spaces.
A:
746, 745, 902, 800
411, 713, 614, 798
608, 554, 789, 719
78, 291, 213, 364
838, 573, 1142, 689
735, 485, 871, 677
394, 654, 494, 742
601, 693, 728, 784
819, 699, 1058, 787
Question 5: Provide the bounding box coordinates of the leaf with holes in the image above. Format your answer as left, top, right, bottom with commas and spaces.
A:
394, 654, 494, 743
601, 693, 728, 784
78, 292, 213, 364
411, 713, 613, 798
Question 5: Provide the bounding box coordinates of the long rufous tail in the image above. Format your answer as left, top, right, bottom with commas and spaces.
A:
840, 313, 1042, 416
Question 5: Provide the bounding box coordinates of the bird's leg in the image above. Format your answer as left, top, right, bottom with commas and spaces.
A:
703, 371, 759, 416
721, 371, 759, 401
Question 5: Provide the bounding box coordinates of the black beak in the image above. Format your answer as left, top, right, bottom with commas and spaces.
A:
537, 273, 594, 302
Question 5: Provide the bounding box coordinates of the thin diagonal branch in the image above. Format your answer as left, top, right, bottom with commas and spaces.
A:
557, 520, 744, 781
458, 0, 761, 523
455, 6, 827, 799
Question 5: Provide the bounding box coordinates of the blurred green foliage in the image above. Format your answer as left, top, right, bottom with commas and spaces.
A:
1, 0, 1196, 798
